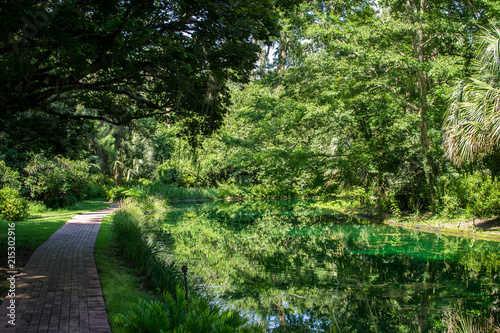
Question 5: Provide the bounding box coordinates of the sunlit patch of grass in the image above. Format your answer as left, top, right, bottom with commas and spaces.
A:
0, 199, 109, 252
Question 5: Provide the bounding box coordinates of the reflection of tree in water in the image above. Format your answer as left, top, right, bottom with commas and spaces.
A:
164, 200, 500, 332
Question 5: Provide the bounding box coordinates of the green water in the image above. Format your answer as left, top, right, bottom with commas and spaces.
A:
162, 199, 500, 332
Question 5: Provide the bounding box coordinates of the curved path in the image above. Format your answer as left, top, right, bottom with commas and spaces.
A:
0, 205, 118, 333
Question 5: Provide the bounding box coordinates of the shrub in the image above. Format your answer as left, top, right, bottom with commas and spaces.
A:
107, 186, 128, 202
438, 171, 500, 217
0, 187, 29, 221
0, 160, 22, 191
24, 154, 90, 208
28, 201, 48, 214
155, 161, 180, 185
112, 286, 254, 333
82, 174, 108, 199
107, 186, 146, 202
84, 182, 107, 199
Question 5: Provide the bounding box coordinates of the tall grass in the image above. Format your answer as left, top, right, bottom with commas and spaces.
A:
143, 183, 219, 200
94, 213, 159, 332
443, 301, 500, 333
110, 201, 187, 297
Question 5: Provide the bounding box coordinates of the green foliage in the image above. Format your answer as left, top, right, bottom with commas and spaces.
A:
107, 186, 146, 203
94, 213, 161, 333
444, 27, 500, 165
84, 174, 108, 199
1, 0, 286, 153
2, 0, 499, 221
217, 181, 248, 199
155, 161, 181, 185
112, 286, 253, 333
0, 161, 22, 191
112, 298, 172, 333
155, 159, 200, 188
0, 186, 28, 221
27, 201, 48, 214
340, 186, 371, 206
144, 183, 219, 201
177, 0, 498, 215
443, 301, 500, 333
110, 199, 258, 332
438, 171, 500, 217
24, 154, 90, 208
111, 201, 187, 297
92, 122, 158, 184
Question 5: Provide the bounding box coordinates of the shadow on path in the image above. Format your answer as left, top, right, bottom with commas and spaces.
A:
0, 204, 118, 333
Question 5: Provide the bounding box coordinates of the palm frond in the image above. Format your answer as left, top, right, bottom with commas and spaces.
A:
444, 26, 500, 165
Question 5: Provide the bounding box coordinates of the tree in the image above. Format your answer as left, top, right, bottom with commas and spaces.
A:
0, 0, 296, 147
207, 0, 499, 213
444, 27, 500, 165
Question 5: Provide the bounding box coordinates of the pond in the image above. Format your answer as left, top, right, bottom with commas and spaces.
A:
161, 199, 500, 332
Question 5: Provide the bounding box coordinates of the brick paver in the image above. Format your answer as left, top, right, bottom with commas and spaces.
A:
0, 206, 118, 332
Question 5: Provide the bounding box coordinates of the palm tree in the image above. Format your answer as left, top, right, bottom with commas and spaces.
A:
443, 26, 500, 165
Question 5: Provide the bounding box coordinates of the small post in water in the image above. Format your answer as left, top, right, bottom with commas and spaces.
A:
181, 264, 188, 309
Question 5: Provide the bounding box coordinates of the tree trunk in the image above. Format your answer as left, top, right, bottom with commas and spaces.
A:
278, 41, 287, 73
409, 0, 437, 214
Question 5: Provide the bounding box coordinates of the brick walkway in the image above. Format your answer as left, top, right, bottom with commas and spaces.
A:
0, 206, 118, 333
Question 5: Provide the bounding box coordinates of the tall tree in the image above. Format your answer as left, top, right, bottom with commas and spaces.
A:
0, 0, 296, 148
369, 0, 497, 213
213, 0, 498, 212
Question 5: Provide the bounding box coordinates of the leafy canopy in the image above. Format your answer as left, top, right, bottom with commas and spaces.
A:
0, 0, 296, 144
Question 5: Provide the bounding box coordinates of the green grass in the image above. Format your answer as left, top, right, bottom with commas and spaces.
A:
143, 183, 219, 200
94, 212, 158, 332
0, 199, 110, 256
0, 199, 110, 302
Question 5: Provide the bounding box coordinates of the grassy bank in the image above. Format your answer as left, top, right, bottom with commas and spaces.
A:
94, 212, 159, 332
0, 199, 110, 302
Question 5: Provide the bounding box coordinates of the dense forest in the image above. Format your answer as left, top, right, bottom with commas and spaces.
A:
4, 1, 500, 332
2, 0, 500, 220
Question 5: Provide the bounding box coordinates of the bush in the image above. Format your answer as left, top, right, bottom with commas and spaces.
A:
0, 160, 22, 191
438, 171, 500, 217
82, 174, 108, 199
28, 201, 48, 214
0, 187, 29, 221
155, 161, 180, 185
112, 286, 254, 333
217, 181, 247, 199
24, 154, 90, 208
107, 186, 146, 202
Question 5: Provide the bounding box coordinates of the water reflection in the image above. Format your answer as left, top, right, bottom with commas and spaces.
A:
162, 200, 500, 332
